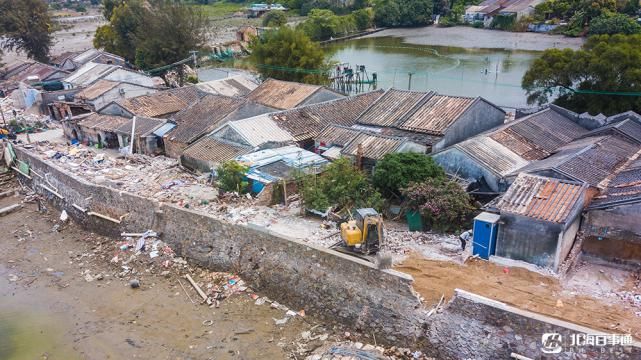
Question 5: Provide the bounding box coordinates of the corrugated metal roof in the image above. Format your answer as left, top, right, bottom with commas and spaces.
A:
114, 116, 166, 136
490, 108, 589, 160
182, 136, 252, 164
247, 79, 325, 110
116, 86, 205, 118
270, 90, 384, 142
77, 113, 130, 132
64, 62, 118, 87
153, 122, 176, 137
223, 114, 295, 147
168, 95, 246, 144
195, 75, 258, 97
321, 146, 343, 159
455, 136, 529, 176
74, 80, 119, 100
356, 89, 431, 127
5, 62, 68, 83
237, 145, 328, 169
497, 173, 586, 223
341, 132, 405, 160
398, 94, 476, 135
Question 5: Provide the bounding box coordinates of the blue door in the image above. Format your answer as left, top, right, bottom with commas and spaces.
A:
472, 212, 500, 260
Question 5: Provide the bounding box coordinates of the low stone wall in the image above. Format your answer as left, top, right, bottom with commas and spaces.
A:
13, 146, 641, 358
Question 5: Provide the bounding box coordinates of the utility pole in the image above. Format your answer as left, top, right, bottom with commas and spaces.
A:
408, 72, 414, 90
189, 50, 199, 69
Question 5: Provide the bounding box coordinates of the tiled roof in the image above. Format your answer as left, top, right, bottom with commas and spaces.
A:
516, 135, 640, 187
247, 79, 325, 109
351, 124, 443, 147
356, 89, 430, 127
398, 94, 476, 135
490, 108, 588, 160
114, 116, 166, 136
74, 80, 119, 100
270, 90, 384, 142
195, 75, 258, 97
116, 86, 205, 118
341, 132, 405, 160
497, 173, 586, 223
77, 113, 130, 132
455, 136, 529, 176
182, 136, 252, 164
316, 125, 362, 147
169, 95, 246, 144
583, 118, 641, 144
591, 153, 641, 207
6, 62, 68, 83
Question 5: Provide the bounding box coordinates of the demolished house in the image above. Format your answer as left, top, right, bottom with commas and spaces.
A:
163, 95, 276, 158
486, 173, 589, 272
113, 116, 168, 155
98, 86, 207, 118
583, 153, 641, 265
432, 106, 589, 192
246, 78, 344, 110
236, 145, 328, 195
68, 113, 130, 148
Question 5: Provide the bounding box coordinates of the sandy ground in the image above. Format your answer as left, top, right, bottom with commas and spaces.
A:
0, 187, 339, 359
363, 26, 585, 51
397, 254, 641, 339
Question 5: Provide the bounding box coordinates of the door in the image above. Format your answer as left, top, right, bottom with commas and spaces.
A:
473, 219, 497, 260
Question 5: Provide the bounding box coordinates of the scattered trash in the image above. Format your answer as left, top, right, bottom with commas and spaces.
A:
273, 317, 289, 325
202, 320, 214, 326
129, 279, 140, 288
8, 274, 18, 282
60, 210, 69, 222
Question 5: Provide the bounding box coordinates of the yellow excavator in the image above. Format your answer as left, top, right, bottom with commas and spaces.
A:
335, 208, 384, 256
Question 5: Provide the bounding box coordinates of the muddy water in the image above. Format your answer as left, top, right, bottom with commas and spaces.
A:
325, 36, 541, 108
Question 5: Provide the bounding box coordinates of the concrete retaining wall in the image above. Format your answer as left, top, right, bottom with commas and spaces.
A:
13, 147, 641, 359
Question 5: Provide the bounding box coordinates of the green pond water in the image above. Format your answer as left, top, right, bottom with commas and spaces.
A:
324, 36, 542, 108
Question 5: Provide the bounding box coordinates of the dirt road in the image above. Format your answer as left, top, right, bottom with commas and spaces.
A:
397, 254, 641, 339
0, 189, 333, 359
362, 26, 585, 51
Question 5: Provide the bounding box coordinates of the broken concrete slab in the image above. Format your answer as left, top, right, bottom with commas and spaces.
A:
0, 203, 22, 217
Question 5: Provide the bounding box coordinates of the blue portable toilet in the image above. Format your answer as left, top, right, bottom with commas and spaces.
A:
472, 212, 501, 260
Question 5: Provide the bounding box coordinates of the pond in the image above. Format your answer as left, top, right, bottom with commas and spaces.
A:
324, 36, 542, 109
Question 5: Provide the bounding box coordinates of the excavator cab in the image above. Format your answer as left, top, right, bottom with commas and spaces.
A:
339, 208, 383, 255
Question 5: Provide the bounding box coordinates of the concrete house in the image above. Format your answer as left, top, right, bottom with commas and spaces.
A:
73, 80, 159, 112
98, 86, 207, 118
432, 106, 589, 192
111, 116, 168, 155
583, 155, 641, 265
246, 78, 344, 110
163, 94, 276, 159
464, 0, 543, 24
492, 173, 588, 272
353, 88, 505, 153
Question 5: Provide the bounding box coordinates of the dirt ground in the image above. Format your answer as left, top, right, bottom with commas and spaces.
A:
363, 26, 585, 51
397, 253, 641, 339
0, 187, 339, 360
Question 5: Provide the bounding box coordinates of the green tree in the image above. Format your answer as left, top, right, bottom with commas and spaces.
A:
94, 0, 207, 69
372, 153, 445, 198
249, 26, 329, 84
352, 8, 374, 30
0, 0, 53, 62
373, 0, 401, 26
299, 9, 341, 40
522, 34, 641, 115
589, 13, 641, 34
374, 0, 433, 27
217, 160, 249, 193
402, 178, 474, 232
299, 158, 383, 212
263, 10, 288, 27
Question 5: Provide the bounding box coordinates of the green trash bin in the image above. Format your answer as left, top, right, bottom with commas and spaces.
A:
406, 210, 423, 232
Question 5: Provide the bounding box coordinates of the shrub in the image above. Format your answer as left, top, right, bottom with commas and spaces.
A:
262, 10, 288, 27
589, 13, 641, 35
372, 152, 445, 198
216, 160, 249, 193
402, 178, 474, 232
299, 158, 383, 212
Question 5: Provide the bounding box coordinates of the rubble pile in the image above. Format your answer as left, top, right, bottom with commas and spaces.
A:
306, 339, 431, 360
1, 96, 55, 128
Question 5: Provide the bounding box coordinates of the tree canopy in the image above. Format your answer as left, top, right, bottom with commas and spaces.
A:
372, 153, 445, 198
374, 0, 433, 27
262, 10, 288, 27
94, 0, 207, 69
0, 0, 53, 62
249, 26, 329, 84
522, 34, 641, 115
